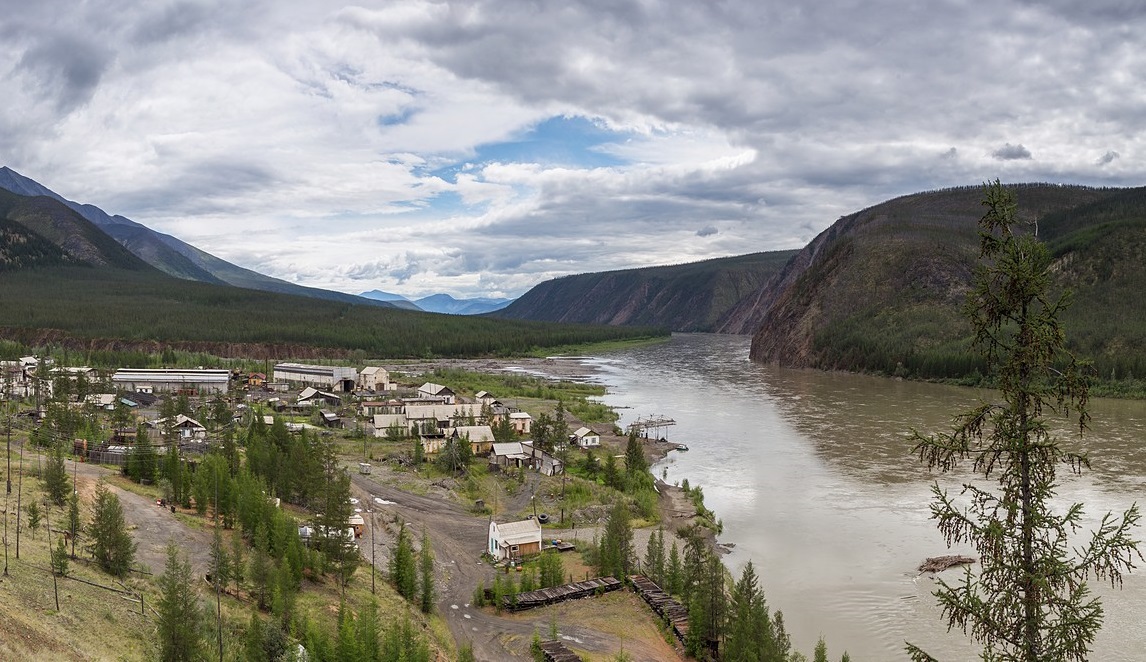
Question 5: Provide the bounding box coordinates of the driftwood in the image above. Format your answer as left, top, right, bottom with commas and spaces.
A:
918, 555, 976, 573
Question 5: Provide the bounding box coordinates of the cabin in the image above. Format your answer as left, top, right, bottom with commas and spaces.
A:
488, 518, 543, 561
571, 426, 601, 447
348, 514, 366, 538
475, 391, 499, 406
369, 413, 410, 438
318, 409, 342, 427
149, 414, 207, 439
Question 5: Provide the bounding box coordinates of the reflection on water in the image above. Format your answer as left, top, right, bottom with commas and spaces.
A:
586, 334, 1146, 661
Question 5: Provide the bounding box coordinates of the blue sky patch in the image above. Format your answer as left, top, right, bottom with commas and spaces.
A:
430, 115, 630, 184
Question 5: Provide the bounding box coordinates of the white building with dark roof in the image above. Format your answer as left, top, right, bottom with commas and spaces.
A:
273, 363, 358, 392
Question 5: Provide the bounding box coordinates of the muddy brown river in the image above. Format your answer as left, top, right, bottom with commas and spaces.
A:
581, 334, 1146, 661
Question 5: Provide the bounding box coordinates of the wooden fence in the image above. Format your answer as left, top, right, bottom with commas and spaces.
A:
628, 574, 689, 644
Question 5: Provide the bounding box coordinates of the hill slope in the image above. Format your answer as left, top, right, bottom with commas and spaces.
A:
743, 184, 1146, 380
0, 166, 392, 307
496, 250, 798, 332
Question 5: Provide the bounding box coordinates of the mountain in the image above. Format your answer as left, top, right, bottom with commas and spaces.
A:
414, 293, 513, 315
742, 183, 1146, 382
494, 250, 798, 332
0, 166, 393, 307
358, 289, 424, 311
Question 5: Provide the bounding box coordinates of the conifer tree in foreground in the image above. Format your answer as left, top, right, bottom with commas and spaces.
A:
907, 181, 1142, 661
157, 543, 207, 662
87, 482, 136, 577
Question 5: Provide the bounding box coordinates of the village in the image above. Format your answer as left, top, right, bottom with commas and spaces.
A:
2, 354, 705, 661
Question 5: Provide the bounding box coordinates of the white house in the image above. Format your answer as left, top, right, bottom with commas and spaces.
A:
571, 426, 601, 447
150, 414, 207, 439
417, 382, 456, 404
488, 519, 542, 561
359, 366, 393, 392
508, 411, 532, 435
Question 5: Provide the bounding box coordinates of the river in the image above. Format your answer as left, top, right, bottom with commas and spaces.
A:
582, 333, 1146, 661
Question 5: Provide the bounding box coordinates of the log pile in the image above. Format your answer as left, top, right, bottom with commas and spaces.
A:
539, 640, 583, 662
506, 576, 622, 612
628, 575, 689, 644
918, 555, 976, 573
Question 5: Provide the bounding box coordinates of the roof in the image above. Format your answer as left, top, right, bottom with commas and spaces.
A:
509, 412, 532, 419
452, 425, 496, 443
298, 387, 341, 402
492, 519, 542, 545
360, 366, 386, 376
475, 390, 492, 399
573, 427, 594, 437
418, 382, 455, 396
491, 442, 525, 456
372, 413, 408, 428
273, 363, 357, 379
404, 403, 482, 421
112, 368, 230, 384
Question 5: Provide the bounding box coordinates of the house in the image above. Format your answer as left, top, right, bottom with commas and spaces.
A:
359, 366, 394, 392
571, 426, 601, 447
417, 382, 456, 404
318, 409, 342, 427
523, 441, 564, 476
404, 403, 483, 431
475, 391, 499, 406
297, 387, 342, 407
488, 519, 543, 561
273, 363, 358, 392
369, 413, 410, 438
451, 425, 496, 455
509, 411, 533, 435
84, 393, 117, 410
246, 372, 266, 388
112, 368, 231, 394
149, 414, 208, 439
489, 442, 530, 470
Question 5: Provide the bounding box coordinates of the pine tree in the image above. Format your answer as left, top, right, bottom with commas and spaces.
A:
87, 483, 136, 576
597, 499, 633, 580
644, 527, 666, 586
156, 543, 207, 662
26, 501, 41, 539
724, 561, 778, 662
907, 181, 1143, 661
51, 537, 69, 577
666, 541, 682, 596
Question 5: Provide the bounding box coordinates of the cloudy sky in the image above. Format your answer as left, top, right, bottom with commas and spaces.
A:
2, 1, 1143, 299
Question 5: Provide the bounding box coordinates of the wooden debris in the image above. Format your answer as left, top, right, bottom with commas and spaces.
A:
918, 555, 976, 573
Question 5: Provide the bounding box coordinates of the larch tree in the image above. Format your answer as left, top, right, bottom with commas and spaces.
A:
907, 181, 1142, 661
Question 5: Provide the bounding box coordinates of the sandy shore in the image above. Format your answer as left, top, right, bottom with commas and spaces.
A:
379, 356, 603, 382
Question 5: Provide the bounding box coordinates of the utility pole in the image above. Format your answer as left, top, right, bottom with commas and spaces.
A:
15, 429, 24, 559
214, 469, 222, 662
369, 501, 376, 595
46, 503, 59, 611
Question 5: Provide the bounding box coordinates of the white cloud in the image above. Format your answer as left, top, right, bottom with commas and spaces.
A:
2, 0, 1145, 299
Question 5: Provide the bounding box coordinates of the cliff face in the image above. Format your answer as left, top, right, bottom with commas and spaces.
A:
495, 250, 797, 332
743, 184, 1119, 372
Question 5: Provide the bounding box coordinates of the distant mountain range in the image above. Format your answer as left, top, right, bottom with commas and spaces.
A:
358, 289, 514, 315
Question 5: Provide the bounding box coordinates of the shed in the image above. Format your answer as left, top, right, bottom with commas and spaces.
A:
572, 426, 601, 447
488, 518, 543, 561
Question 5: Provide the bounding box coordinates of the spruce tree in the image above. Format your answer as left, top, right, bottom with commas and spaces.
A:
908, 181, 1142, 661
43, 442, 69, 506
389, 522, 417, 601
156, 543, 207, 662
87, 482, 136, 576
597, 499, 633, 580
419, 529, 435, 613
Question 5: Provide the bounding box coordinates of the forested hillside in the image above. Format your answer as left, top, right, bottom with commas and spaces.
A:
496, 250, 797, 332
745, 183, 1146, 387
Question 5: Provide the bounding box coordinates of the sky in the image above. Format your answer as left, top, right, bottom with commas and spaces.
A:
2, 0, 1144, 300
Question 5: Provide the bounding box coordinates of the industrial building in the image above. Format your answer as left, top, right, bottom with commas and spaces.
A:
111, 368, 231, 394
272, 363, 358, 392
